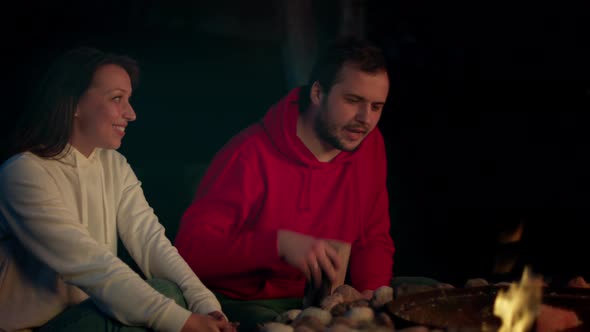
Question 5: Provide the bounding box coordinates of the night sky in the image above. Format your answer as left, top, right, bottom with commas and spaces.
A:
1, 1, 589, 286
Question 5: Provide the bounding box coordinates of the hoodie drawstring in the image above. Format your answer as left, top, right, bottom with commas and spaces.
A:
98, 162, 110, 245
298, 168, 312, 211
78, 169, 89, 228
353, 162, 366, 245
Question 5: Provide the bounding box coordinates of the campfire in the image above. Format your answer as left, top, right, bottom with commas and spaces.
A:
493, 267, 584, 332
261, 265, 587, 332
493, 266, 543, 332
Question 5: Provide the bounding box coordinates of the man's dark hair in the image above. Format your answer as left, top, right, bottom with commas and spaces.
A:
11, 47, 139, 158
299, 37, 388, 113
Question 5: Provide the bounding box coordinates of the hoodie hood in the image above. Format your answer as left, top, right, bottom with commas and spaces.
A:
262, 87, 372, 169
261, 87, 372, 243
55, 144, 98, 167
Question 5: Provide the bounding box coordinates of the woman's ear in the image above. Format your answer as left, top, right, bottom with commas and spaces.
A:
310, 81, 323, 106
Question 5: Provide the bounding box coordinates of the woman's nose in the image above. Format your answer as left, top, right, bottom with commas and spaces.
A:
124, 104, 137, 122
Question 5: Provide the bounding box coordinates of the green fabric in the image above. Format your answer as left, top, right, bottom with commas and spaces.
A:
36, 279, 186, 332
215, 292, 302, 332
214, 277, 443, 331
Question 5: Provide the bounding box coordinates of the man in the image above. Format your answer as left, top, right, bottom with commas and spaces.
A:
175, 37, 395, 330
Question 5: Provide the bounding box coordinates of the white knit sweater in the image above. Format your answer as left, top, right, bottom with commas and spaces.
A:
0, 147, 221, 332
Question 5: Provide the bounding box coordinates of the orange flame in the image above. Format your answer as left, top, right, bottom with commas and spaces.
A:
493, 266, 543, 332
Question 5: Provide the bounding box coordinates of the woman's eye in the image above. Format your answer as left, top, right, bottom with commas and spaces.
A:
112, 96, 122, 102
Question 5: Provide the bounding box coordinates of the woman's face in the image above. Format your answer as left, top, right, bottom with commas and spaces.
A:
71, 64, 136, 156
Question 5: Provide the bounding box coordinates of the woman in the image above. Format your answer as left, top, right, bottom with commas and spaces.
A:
0, 47, 232, 332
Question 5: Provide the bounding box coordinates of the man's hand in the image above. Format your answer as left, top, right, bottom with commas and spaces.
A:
180, 313, 234, 332
278, 230, 342, 288
361, 289, 374, 300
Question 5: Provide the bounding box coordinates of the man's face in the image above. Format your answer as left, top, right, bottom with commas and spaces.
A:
312, 64, 389, 152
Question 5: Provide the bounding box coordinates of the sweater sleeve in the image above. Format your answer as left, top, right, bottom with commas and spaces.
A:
174, 150, 283, 280
348, 135, 395, 292
115, 157, 222, 316
0, 158, 191, 332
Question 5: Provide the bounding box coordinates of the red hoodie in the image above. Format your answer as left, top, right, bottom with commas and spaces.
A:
175, 88, 395, 300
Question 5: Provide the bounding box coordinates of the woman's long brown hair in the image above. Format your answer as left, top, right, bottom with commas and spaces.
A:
11, 47, 139, 158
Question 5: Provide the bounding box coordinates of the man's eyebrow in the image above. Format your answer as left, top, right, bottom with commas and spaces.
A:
344, 93, 365, 100
344, 93, 386, 105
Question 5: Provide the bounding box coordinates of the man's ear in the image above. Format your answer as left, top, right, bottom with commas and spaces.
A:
74, 104, 81, 118
310, 81, 323, 106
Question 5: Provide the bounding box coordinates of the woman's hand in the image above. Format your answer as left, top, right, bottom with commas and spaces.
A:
207, 311, 226, 321
208, 311, 239, 332
180, 312, 235, 332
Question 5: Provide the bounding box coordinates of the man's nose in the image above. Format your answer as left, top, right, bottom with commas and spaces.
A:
355, 103, 371, 124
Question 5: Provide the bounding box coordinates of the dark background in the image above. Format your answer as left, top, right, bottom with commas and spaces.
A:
1, 1, 589, 286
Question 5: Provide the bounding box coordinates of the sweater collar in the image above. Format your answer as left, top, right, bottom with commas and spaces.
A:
56, 144, 99, 168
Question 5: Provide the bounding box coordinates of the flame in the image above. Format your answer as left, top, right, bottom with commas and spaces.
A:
493, 266, 543, 332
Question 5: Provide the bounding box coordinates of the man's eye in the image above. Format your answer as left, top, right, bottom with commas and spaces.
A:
372, 105, 383, 112
346, 97, 360, 103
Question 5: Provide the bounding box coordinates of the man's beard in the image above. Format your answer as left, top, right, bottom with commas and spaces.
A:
313, 109, 361, 153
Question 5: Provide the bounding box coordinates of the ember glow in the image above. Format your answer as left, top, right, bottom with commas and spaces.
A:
493, 266, 543, 332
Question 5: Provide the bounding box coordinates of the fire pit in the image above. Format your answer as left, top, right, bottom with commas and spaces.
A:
387, 286, 590, 331
261, 267, 589, 332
